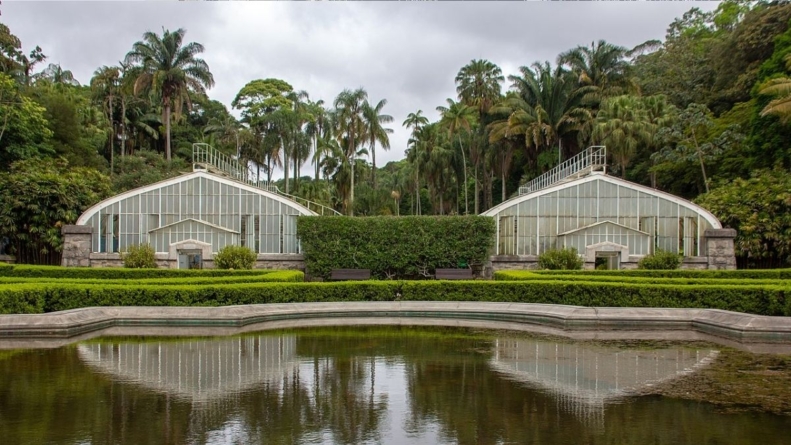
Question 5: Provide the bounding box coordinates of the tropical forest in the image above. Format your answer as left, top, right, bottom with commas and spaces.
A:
1, 1, 790, 267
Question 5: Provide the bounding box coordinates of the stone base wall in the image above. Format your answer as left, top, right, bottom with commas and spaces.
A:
489, 254, 714, 274
705, 228, 738, 270
61, 225, 93, 267
0, 255, 14, 264
85, 252, 305, 271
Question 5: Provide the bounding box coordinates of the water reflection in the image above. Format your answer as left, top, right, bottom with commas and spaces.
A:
77, 336, 299, 403
490, 339, 719, 429
0, 327, 788, 445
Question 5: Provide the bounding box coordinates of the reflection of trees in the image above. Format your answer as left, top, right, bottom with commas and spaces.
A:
0, 330, 789, 445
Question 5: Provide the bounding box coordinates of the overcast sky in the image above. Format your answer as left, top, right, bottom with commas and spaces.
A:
3, 1, 717, 176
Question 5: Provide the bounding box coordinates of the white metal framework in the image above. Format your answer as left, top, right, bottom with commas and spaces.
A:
518, 146, 607, 195
193, 143, 340, 216
76, 171, 317, 254
484, 172, 722, 257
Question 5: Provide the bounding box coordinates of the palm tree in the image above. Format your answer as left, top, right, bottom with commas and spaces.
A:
333, 88, 367, 216
402, 110, 429, 215
36, 63, 80, 86
90, 65, 122, 170
558, 40, 632, 100
593, 95, 651, 177
306, 100, 330, 181
124, 27, 214, 161
437, 99, 476, 214
362, 98, 393, 189
455, 59, 504, 214
759, 54, 791, 122
507, 62, 594, 162
203, 114, 241, 154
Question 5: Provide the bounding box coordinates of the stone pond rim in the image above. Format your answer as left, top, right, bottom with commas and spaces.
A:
0, 302, 790, 353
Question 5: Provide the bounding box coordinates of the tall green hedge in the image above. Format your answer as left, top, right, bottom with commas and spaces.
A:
297, 216, 495, 279
1, 280, 789, 316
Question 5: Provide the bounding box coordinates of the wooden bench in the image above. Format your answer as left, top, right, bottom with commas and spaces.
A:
435, 268, 473, 280
330, 269, 371, 280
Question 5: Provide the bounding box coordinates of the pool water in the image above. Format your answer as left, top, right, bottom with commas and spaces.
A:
0, 326, 789, 445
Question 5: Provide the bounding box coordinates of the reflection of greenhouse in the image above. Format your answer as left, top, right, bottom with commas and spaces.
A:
490, 338, 718, 426
483, 147, 737, 270
77, 335, 299, 403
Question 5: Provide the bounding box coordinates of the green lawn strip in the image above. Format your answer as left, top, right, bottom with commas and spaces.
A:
493, 271, 787, 286
0, 270, 304, 286
0, 265, 281, 279
0, 279, 788, 316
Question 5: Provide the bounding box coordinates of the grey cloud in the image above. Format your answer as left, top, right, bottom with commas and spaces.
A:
2, 1, 715, 171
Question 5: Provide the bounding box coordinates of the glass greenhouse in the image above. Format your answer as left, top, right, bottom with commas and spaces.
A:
483, 147, 729, 269
75, 171, 316, 255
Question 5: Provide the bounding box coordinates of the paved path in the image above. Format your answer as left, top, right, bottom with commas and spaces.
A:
1, 302, 790, 352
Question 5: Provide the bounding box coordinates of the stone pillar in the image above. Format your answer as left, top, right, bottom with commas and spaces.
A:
704, 228, 737, 270
61, 225, 93, 267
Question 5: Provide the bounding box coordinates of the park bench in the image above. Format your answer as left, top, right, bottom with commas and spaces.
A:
435, 268, 473, 280
330, 269, 371, 280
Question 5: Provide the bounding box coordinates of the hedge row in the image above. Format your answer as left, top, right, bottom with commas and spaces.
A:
1, 280, 789, 316
0, 270, 304, 286
297, 215, 495, 280
0, 265, 282, 279
493, 271, 788, 286
525, 269, 791, 279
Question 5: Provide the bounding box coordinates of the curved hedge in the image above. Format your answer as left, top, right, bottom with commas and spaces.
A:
0, 279, 789, 316
297, 215, 495, 279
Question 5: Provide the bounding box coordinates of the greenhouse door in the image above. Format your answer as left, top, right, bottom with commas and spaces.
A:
177, 249, 203, 269
595, 251, 620, 270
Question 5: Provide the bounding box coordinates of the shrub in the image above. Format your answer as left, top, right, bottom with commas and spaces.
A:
121, 244, 157, 269
638, 250, 682, 270
213, 245, 257, 270
537, 248, 583, 270
297, 216, 495, 279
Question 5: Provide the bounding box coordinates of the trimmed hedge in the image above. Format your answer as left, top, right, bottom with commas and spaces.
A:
0, 279, 789, 316
523, 269, 791, 279
0, 265, 283, 279
297, 215, 495, 280
493, 271, 788, 286
0, 271, 304, 286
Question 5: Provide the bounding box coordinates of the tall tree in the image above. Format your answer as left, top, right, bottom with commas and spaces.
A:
402, 110, 429, 215
455, 59, 503, 213
362, 98, 393, 189
592, 95, 652, 178
90, 65, 121, 171
558, 40, 632, 100
124, 27, 214, 161
436, 99, 475, 214
333, 88, 367, 216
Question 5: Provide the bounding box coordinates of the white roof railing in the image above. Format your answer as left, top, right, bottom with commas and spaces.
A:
192, 143, 341, 216
518, 146, 607, 196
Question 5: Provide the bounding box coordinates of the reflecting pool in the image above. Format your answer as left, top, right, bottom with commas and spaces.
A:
0, 326, 789, 445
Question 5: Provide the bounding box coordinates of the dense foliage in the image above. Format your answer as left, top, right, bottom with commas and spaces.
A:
121, 244, 157, 269
213, 245, 257, 270
637, 250, 683, 270
297, 216, 495, 279
696, 168, 791, 267
0, 159, 110, 264
537, 248, 584, 270
2, 2, 791, 266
